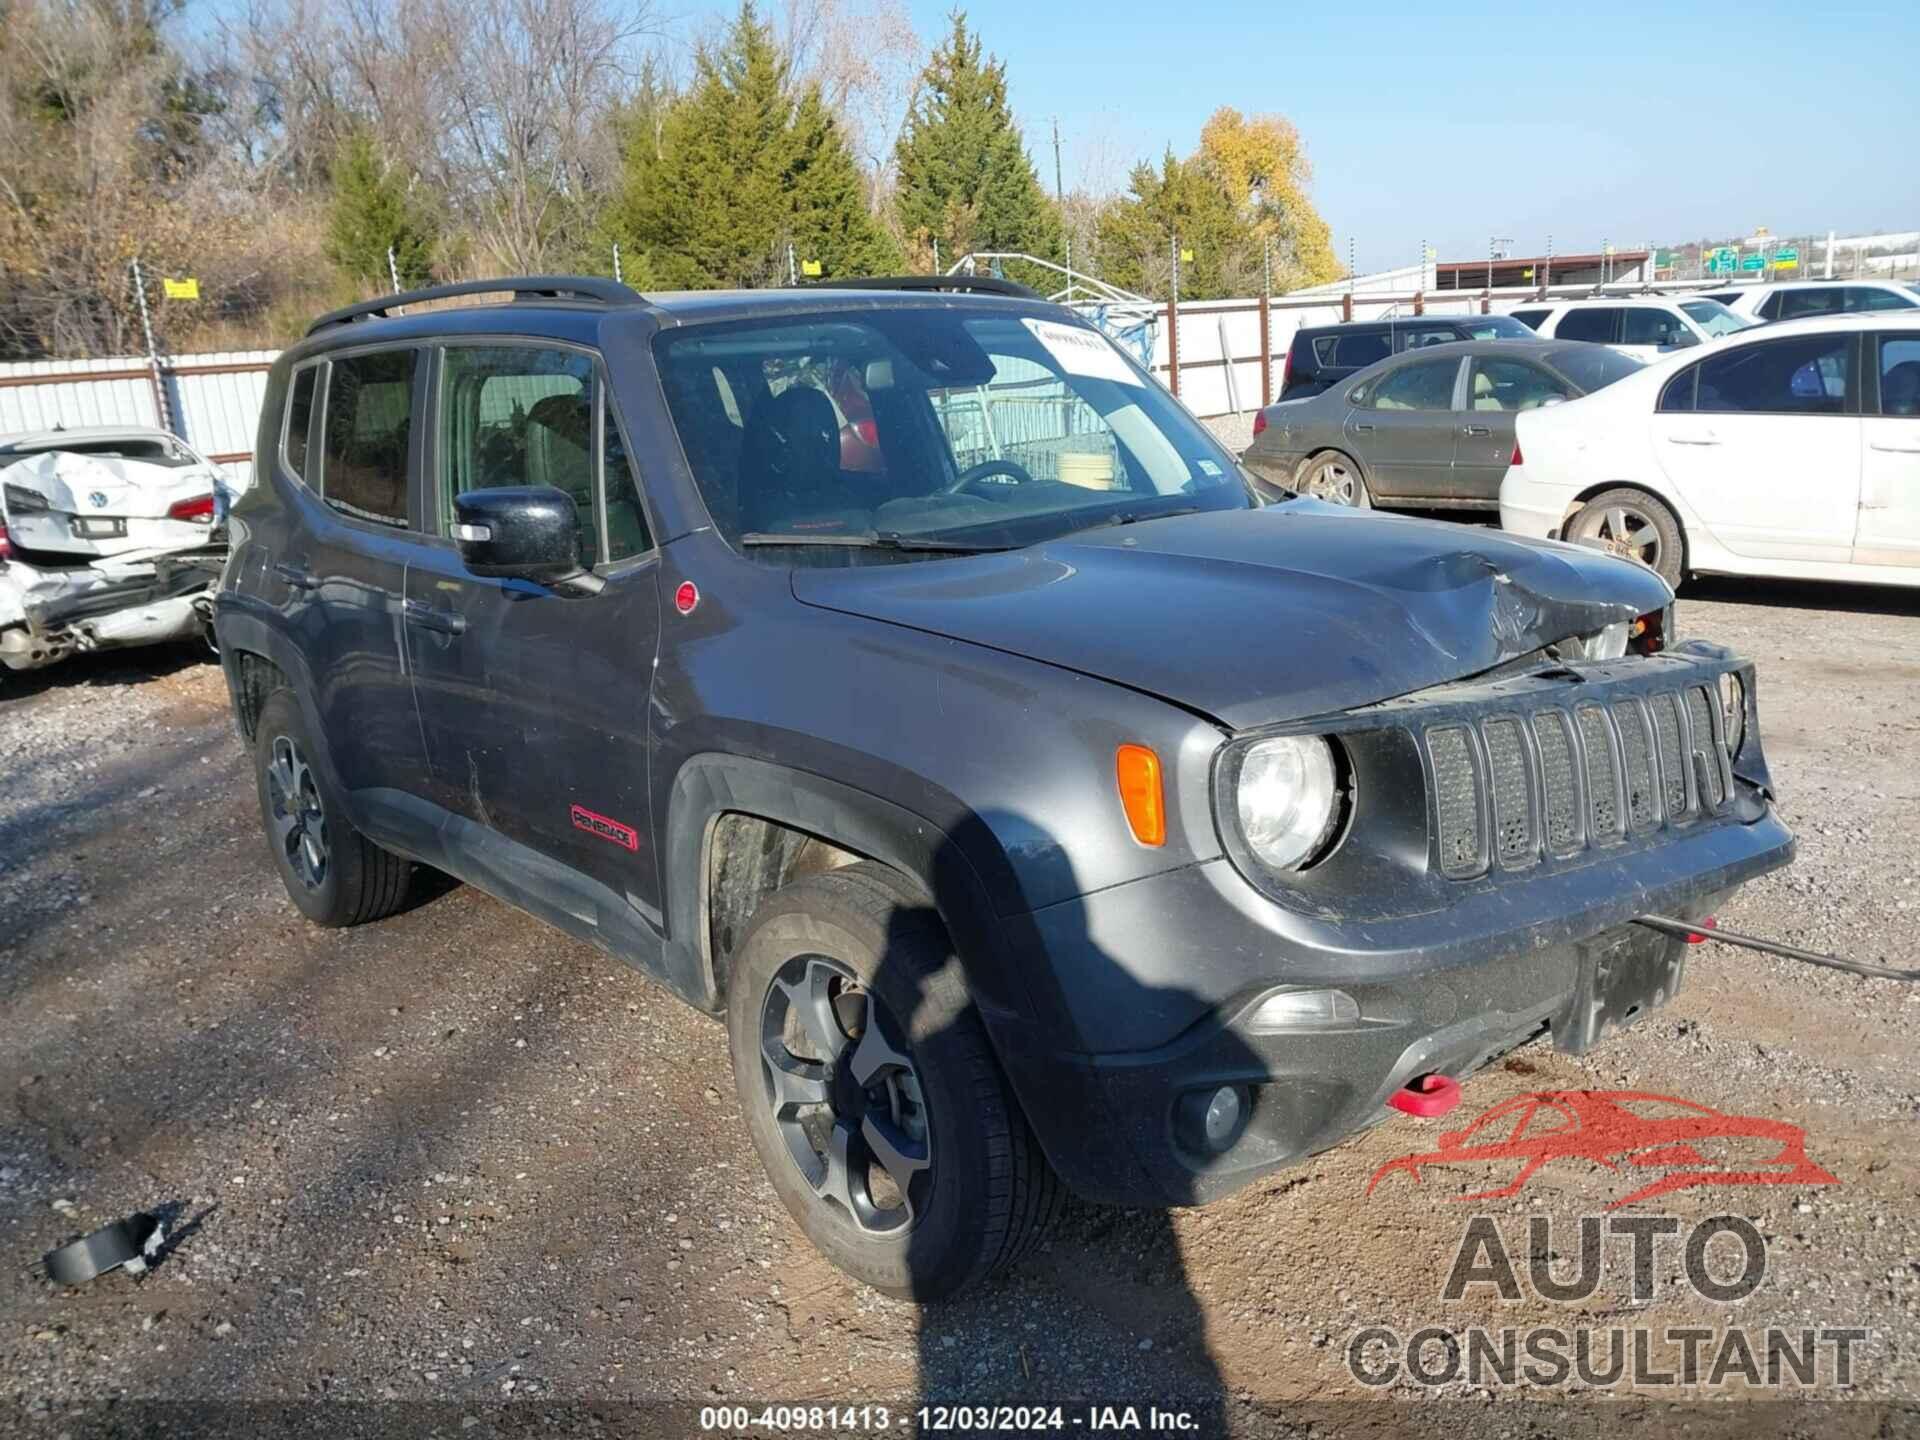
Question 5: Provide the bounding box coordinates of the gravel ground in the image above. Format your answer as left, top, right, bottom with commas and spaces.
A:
2, 554, 1918, 1435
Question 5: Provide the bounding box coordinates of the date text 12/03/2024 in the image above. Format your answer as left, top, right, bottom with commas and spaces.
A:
698, 1405, 1202, 1432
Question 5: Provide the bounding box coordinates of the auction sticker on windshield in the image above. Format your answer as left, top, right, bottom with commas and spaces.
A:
1022, 318, 1141, 386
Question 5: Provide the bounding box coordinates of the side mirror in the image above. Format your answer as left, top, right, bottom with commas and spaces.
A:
1663, 332, 1700, 350
453, 487, 588, 585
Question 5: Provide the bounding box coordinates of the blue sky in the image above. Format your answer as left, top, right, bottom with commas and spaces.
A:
870, 0, 1920, 272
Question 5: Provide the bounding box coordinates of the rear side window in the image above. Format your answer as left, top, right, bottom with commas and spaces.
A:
1392, 325, 1461, 353
284, 366, 317, 481
1555, 308, 1619, 344
1848, 286, 1915, 312
1315, 331, 1390, 369
1755, 291, 1785, 321
319, 349, 416, 528
1658, 368, 1696, 412
1695, 334, 1851, 416
1508, 308, 1552, 333
1621, 308, 1692, 347
1365, 357, 1459, 411
1776, 289, 1839, 322
1879, 338, 1920, 417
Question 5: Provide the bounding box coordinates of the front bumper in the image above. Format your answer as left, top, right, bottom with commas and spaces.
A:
989, 804, 1793, 1207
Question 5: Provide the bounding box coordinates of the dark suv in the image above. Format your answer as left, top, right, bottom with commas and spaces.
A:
214, 275, 1794, 1299
1276, 313, 1535, 401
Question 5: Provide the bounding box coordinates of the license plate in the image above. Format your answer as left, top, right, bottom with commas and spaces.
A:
71, 516, 127, 539
1555, 925, 1686, 1056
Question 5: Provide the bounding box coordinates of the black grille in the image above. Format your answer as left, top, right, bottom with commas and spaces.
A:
1424, 680, 1737, 880
1685, 686, 1728, 808
1533, 711, 1582, 856
1614, 701, 1659, 833
1484, 717, 1533, 867
1576, 704, 1622, 842
1429, 725, 1485, 877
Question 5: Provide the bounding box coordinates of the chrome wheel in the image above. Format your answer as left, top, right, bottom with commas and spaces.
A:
266, 734, 329, 890
1574, 502, 1663, 572
1303, 456, 1363, 506
758, 954, 931, 1236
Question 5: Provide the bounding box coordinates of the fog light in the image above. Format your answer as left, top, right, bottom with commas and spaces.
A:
1244, 987, 1359, 1034
1179, 1085, 1249, 1155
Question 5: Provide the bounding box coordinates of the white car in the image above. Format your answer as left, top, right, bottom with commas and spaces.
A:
1500, 313, 1920, 590
1714, 279, 1919, 325
1506, 296, 1752, 363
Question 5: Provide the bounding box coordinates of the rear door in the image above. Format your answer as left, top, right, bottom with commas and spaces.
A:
403, 340, 665, 917
279, 346, 431, 798
1343, 354, 1465, 499
1854, 331, 1920, 570
1451, 356, 1574, 501
1650, 331, 1861, 561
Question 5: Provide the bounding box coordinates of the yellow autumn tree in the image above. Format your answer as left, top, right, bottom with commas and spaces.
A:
1196, 107, 1339, 291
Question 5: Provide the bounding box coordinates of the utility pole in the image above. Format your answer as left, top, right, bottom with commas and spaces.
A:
1053, 116, 1071, 301
1167, 233, 1181, 397
1543, 234, 1552, 294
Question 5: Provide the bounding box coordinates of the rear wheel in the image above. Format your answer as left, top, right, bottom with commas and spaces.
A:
1565, 487, 1684, 590
725, 861, 1060, 1299
1298, 451, 1372, 508
252, 689, 413, 927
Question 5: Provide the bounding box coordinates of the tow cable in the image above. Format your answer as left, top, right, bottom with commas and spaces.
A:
1635, 914, 1920, 982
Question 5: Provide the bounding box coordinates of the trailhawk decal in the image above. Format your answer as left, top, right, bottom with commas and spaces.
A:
570, 804, 639, 852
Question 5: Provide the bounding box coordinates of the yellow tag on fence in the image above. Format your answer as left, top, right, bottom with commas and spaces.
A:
162, 278, 200, 300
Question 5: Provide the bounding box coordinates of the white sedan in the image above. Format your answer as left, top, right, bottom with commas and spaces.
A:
1500, 313, 1920, 589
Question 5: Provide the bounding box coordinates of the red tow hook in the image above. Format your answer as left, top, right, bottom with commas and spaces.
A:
1685, 917, 1717, 944
1388, 1073, 1462, 1118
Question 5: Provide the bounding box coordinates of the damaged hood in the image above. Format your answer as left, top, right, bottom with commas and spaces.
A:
791, 501, 1673, 730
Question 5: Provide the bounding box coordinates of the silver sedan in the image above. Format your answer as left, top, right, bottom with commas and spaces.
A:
1240, 338, 1643, 509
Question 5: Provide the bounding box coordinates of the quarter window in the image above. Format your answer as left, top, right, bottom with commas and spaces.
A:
284, 365, 317, 481
1365, 357, 1460, 411
1554, 307, 1618, 344
1508, 308, 1552, 332
318, 349, 416, 528
601, 404, 653, 561
1695, 335, 1851, 416
1850, 286, 1916, 313
439, 346, 597, 564
1880, 338, 1920, 418
1658, 367, 1697, 413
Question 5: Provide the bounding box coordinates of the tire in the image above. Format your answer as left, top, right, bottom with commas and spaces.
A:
252, 688, 413, 927
1298, 451, 1372, 509
1564, 487, 1685, 590
725, 861, 1062, 1300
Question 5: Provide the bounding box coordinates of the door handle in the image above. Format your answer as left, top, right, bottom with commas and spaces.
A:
1870, 439, 1920, 454
273, 562, 320, 591
1460, 424, 1491, 437
1667, 431, 1720, 446
1351, 422, 1376, 432
404, 599, 466, 636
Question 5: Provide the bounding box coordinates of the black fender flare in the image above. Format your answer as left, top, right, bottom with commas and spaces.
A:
210, 599, 355, 822
661, 753, 1039, 1026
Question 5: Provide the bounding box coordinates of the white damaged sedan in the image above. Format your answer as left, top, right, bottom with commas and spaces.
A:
0, 426, 240, 673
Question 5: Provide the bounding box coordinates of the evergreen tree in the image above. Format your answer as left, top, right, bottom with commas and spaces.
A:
325, 131, 437, 290
892, 12, 1059, 273
606, 4, 898, 289
1094, 149, 1260, 301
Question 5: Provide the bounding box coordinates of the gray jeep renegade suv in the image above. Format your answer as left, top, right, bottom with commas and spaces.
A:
213, 275, 1793, 1298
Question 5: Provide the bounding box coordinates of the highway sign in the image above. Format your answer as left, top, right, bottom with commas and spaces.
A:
1773, 247, 1799, 269
1740, 254, 1766, 271
1707, 247, 1739, 274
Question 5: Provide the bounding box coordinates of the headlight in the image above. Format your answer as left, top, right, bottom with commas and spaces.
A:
1718, 673, 1746, 757
1234, 735, 1342, 871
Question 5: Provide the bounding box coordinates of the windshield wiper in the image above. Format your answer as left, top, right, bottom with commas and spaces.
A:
1065, 504, 1204, 536
739, 531, 1012, 553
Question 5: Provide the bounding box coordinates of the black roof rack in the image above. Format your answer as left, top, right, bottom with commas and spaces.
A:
305, 276, 646, 336
809, 274, 1042, 300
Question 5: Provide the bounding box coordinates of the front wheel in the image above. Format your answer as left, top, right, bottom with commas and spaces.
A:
1564, 487, 1685, 590
725, 862, 1060, 1299
1297, 451, 1372, 508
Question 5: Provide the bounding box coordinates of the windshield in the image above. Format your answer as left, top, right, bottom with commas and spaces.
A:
1679, 299, 1752, 337
1543, 344, 1645, 393
1463, 314, 1534, 340
655, 307, 1251, 559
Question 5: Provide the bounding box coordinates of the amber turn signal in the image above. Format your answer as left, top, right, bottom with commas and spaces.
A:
1115, 744, 1166, 847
